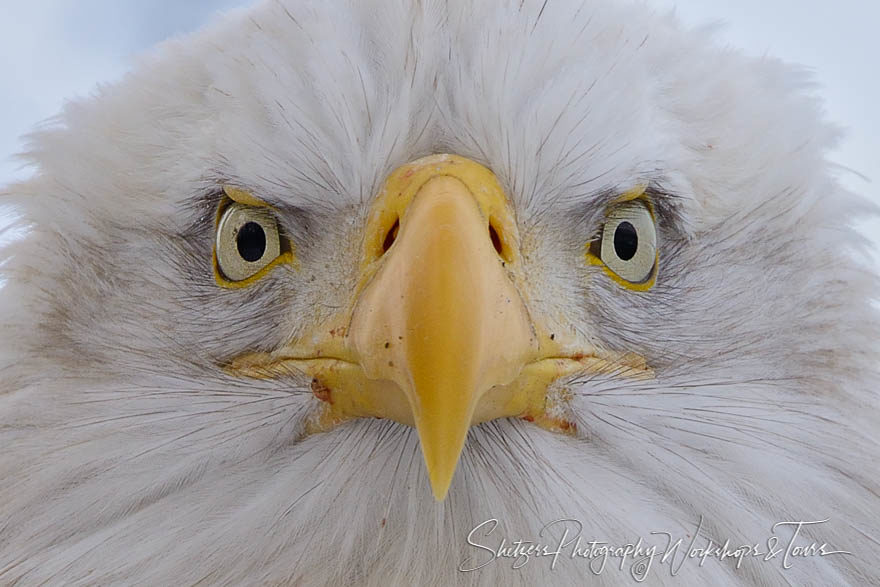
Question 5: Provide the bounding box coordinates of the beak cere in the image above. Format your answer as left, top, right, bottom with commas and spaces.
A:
225, 154, 652, 501
349, 163, 536, 500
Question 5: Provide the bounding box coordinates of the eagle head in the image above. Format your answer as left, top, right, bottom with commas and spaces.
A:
1, 0, 877, 584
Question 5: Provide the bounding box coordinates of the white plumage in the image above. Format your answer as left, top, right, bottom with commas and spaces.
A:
1, 0, 878, 584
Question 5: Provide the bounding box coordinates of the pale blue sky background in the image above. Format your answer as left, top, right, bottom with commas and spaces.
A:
1, 0, 878, 264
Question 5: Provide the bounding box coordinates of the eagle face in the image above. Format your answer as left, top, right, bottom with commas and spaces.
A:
1, 0, 877, 585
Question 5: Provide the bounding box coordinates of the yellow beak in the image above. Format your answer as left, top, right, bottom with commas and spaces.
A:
349, 170, 535, 499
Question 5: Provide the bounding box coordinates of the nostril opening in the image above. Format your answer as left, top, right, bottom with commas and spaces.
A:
382, 218, 399, 254
488, 221, 504, 257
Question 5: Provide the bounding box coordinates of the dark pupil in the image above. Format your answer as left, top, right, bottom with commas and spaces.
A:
237, 222, 266, 262
613, 221, 638, 261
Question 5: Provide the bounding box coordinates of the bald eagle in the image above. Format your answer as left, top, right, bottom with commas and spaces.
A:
1, 0, 878, 584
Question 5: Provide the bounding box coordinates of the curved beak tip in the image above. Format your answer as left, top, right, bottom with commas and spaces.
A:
430, 471, 454, 502
422, 438, 464, 502
413, 410, 471, 501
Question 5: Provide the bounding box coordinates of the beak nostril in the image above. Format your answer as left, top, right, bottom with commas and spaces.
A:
488, 221, 506, 260
382, 218, 400, 254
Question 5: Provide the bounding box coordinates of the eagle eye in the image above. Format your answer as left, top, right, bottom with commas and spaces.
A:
214, 201, 286, 284
588, 199, 658, 290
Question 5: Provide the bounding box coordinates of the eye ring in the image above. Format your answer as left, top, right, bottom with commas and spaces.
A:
214, 201, 284, 284
588, 199, 658, 290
